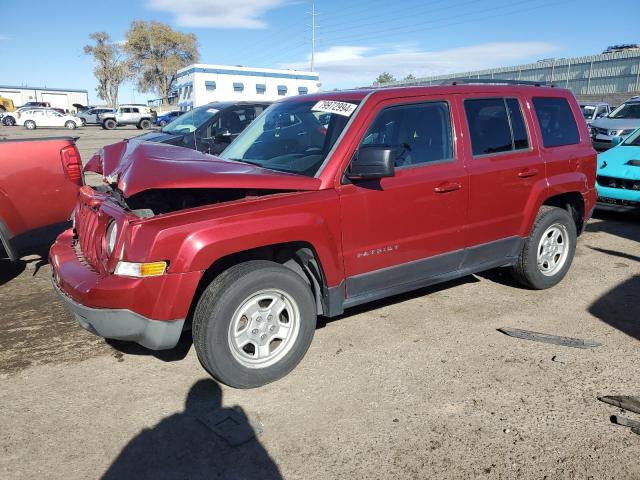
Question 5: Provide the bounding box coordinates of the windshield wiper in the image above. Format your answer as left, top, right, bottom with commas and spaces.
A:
226, 158, 266, 167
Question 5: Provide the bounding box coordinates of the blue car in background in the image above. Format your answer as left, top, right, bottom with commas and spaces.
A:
596, 127, 640, 208
155, 110, 183, 127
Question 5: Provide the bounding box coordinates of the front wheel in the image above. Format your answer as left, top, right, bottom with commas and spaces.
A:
65, 121, 77, 129
192, 260, 317, 389
3, 116, 16, 126
510, 206, 577, 289
24, 120, 36, 130
159, 120, 167, 127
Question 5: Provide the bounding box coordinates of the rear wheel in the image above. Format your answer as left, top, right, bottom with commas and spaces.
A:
80, 118, 86, 126
24, 120, 36, 130
65, 121, 77, 129
139, 119, 152, 129
510, 206, 577, 289
103, 119, 117, 130
192, 260, 317, 389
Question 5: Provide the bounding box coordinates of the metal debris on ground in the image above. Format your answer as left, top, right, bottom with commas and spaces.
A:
497, 327, 602, 349
598, 396, 640, 415
610, 415, 640, 430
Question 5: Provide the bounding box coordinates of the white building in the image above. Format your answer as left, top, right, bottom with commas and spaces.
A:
174, 64, 321, 110
0, 85, 89, 112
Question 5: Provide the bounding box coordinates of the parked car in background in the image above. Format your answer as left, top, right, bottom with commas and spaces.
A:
580, 102, 610, 126
596, 127, 640, 208
98, 105, 156, 130
53, 83, 596, 388
84, 101, 271, 174
2, 106, 39, 126
590, 97, 640, 150
20, 101, 51, 109
0, 137, 82, 260
155, 110, 183, 127
77, 107, 115, 126
17, 109, 83, 130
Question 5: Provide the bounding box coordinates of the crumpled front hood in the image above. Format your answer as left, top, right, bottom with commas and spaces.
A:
103, 141, 321, 198
598, 145, 640, 180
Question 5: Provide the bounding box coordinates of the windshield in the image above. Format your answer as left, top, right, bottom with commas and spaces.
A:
220, 99, 360, 177
622, 127, 640, 146
580, 105, 595, 119
608, 102, 640, 119
162, 105, 219, 134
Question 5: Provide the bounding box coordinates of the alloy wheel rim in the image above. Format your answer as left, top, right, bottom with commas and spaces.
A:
228, 289, 300, 369
537, 223, 570, 276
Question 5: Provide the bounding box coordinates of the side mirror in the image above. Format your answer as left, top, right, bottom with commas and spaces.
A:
611, 135, 623, 146
346, 146, 395, 181
215, 129, 232, 143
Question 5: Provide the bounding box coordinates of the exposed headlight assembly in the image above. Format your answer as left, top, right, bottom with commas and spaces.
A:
105, 221, 118, 256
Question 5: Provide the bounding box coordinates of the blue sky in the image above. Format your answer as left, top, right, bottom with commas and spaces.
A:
0, 0, 638, 104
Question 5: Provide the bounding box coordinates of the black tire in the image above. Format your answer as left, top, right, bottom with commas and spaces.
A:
80, 118, 86, 126
510, 206, 577, 289
139, 119, 152, 129
103, 119, 117, 130
24, 120, 36, 130
4, 116, 16, 126
193, 260, 317, 389
65, 121, 77, 130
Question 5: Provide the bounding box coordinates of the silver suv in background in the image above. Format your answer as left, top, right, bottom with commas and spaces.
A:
77, 107, 114, 126
98, 104, 156, 130
590, 97, 640, 150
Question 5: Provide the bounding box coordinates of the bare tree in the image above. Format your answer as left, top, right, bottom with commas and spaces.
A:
125, 21, 199, 104
84, 32, 128, 107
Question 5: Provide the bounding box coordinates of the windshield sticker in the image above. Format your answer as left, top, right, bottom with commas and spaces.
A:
312, 100, 357, 117
206, 108, 219, 114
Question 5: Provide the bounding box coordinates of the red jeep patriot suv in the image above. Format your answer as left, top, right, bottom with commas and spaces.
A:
51, 82, 597, 388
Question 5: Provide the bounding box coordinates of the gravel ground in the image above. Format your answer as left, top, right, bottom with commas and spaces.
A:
0, 124, 639, 479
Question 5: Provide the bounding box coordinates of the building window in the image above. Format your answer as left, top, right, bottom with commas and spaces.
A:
205, 81, 216, 91
233, 82, 244, 92
256, 84, 266, 94
277, 85, 288, 96
298, 87, 308, 95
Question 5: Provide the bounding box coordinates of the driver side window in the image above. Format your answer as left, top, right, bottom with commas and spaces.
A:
362, 102, 453, 168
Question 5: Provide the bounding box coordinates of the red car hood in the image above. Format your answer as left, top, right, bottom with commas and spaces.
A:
97, 140, 321, 197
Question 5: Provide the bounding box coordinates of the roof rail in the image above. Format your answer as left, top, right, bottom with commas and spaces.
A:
445, 78, 555, 87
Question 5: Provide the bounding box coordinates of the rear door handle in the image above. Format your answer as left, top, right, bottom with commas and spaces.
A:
434, 181, 462, 193
518, 168, 539, 179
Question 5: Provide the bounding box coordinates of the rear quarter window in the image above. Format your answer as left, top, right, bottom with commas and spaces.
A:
532, 97, 580, 148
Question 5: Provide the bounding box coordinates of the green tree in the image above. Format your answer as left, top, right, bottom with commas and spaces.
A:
403, 74, 416, 81
374, 72, 396, 85
125, 21, 199, 103
84, 32, 128, 108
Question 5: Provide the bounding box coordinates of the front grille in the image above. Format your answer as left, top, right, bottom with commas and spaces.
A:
597, 175, 640, 191
595, 128, 609, 136
73, 202, 104, 270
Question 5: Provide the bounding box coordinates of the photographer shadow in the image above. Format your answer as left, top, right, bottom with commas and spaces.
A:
102, 378, 282, 480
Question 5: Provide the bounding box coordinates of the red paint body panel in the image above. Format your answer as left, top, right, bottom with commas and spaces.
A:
52, 85, 597, 323
0, 137, 80, 237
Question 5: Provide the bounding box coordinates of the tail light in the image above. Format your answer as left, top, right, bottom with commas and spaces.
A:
60, 144, 83, 185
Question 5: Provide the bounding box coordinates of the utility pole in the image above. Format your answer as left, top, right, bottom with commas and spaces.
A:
310, 1, 318, 71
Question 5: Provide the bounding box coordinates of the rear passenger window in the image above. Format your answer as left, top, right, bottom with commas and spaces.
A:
464, 98, 529, 156
362, 102, 453, 168
532, 97, 580, 148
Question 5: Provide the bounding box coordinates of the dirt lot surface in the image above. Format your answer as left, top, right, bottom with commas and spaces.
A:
1, 124, 639, 479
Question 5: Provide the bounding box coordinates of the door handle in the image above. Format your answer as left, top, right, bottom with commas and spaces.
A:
518, 168, 539, 179
434, 181, 462, 193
